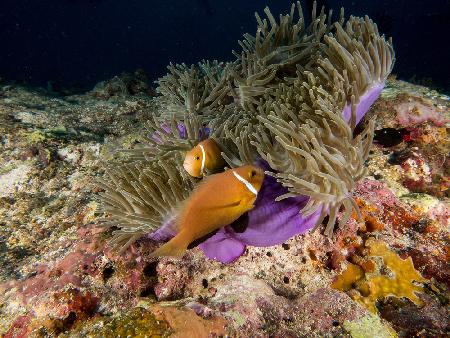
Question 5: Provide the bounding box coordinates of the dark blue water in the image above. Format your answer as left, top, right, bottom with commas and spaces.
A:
0, 0, 449, 92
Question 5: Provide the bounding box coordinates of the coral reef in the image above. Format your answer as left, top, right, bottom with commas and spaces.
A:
0, 76, 450, 337
60, 307, 171, 338
0, 2, 449, 338
0, 74, 448, 337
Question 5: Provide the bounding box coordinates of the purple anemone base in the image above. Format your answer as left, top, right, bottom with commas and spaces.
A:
151, 122, 210, 144
342, 82, 384, 125
148, 82, 384, 263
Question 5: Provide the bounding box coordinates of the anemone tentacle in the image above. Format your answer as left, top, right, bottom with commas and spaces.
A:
96, 155, 196, 252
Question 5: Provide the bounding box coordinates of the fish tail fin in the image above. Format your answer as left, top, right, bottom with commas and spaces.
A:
149, 233, 189, 259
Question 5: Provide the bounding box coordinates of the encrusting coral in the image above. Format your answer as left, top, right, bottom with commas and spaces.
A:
97, 1, 395, 262
332, 238, 427, 313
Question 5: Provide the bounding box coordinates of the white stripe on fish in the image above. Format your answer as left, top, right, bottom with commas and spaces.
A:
199, 144, 206, 175
232, 171, 258, 196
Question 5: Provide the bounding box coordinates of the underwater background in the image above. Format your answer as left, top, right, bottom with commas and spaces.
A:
0, 0, 449, 337
0, 0, 449, 92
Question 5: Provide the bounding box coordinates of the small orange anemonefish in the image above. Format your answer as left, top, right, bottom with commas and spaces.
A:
149, 165, 265, 258
183, 138, 225, 178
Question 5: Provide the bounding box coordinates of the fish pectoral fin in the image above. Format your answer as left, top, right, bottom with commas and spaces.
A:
205, 199, 242, 209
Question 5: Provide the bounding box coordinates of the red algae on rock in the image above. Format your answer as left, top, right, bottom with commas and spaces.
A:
3, 315, 33, 338
354, 179, 423, 233
394, 96, 448, 127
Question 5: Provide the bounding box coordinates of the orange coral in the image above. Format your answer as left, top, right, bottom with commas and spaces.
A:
333, 239, 427, 313
354, 199, 385, 232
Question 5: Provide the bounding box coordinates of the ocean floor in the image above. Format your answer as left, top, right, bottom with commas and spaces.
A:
0, 73, 449, 337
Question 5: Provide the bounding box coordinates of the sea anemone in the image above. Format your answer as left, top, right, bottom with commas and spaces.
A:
156, 61, 232, 119
97, 155, 197, 251
97, 1, 395, 263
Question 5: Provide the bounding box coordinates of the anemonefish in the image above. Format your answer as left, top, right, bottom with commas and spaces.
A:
150, 165, 265, 258
183, 138, 225, 178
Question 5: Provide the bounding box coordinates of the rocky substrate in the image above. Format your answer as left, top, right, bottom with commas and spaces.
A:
0, 74, 449, 337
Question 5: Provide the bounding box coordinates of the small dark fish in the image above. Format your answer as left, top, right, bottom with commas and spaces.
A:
374, 128, 408, 147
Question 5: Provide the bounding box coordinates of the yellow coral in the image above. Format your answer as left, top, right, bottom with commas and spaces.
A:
331, 263, 364, 291
333, 239, 427, 313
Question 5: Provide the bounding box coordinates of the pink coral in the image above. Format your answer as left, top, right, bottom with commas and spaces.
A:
395, 98, 448, 127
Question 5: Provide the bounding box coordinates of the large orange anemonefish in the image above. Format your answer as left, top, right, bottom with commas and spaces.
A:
150, 165, 265, 258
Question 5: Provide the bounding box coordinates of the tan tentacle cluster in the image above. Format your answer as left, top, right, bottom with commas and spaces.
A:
156, 60, 232, 119
230, 1, 338, 112
252, 76, 373, 236
96, 155, 196, 252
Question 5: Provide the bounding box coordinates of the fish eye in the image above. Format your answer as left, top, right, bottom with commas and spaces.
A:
195, 156, 200, 160
250, 170, 256, 177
